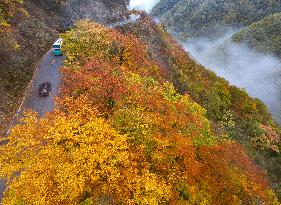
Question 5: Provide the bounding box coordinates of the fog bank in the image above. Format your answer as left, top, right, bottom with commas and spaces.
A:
183, 32, 281, 124
129, 0, 159, 12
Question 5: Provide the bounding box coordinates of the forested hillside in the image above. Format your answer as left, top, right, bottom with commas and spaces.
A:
122, 14, 281, 199
233, 12, 281, 57
151, 0, 281, 199
152, 0, 281, 38
0, 13, 280, 203
0, 0, 128, 133
1, 0, 281, 203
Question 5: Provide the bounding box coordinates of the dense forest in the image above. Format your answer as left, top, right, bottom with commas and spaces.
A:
0, 11, 280, 203
233, 12, 281, 57
151, 0, 281, 200
0, 0, 281, 204
124, 14, 281, 200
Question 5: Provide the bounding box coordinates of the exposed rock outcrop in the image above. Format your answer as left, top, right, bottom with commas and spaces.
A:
61, 0, 129, 27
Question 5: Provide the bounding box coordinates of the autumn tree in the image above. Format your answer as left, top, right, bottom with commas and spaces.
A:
0, 100, 171, 204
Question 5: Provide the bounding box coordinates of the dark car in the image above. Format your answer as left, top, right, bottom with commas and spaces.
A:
38, 82, 51, 97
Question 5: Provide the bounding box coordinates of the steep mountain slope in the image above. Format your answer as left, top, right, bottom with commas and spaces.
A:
0, 17, 280, 204
1, 1, 281, 202
152, 0, 281, 38
233, 12, 281, 57
120, 13, 281, 199
0, 0, 128, 133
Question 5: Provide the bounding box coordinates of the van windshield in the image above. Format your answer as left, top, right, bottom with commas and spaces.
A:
53, 45, 61, 49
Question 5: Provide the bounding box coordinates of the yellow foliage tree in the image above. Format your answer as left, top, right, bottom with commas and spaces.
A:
0, 98, 171, 204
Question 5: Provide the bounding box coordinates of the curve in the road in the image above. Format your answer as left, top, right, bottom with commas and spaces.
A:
109, 14, 140, 28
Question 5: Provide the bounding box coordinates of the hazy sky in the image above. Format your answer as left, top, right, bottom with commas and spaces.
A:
129, 0, 159, 12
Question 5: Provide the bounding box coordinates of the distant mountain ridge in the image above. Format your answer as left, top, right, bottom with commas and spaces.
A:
152, 0, 281, 38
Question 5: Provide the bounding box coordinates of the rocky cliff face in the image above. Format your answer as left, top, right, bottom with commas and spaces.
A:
61, 0, 129, 27
34, 0, 129, 27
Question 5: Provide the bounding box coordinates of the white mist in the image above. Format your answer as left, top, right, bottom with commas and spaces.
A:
183, 32, 281, 124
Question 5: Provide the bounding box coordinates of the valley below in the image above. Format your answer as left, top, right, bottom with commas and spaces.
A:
182, 33, 281, 124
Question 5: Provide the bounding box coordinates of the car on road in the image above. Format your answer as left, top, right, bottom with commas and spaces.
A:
38, 82, 51, 97
52, 38, 63, 56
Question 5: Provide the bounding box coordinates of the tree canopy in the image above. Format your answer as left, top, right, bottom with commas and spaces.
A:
0, 20, 279, 204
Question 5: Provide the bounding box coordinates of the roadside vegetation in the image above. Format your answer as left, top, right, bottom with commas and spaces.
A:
0, 19, 280, 204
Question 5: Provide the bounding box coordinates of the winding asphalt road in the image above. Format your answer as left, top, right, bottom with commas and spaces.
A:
109, 14, 140, 28
19, 51, 63, 118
